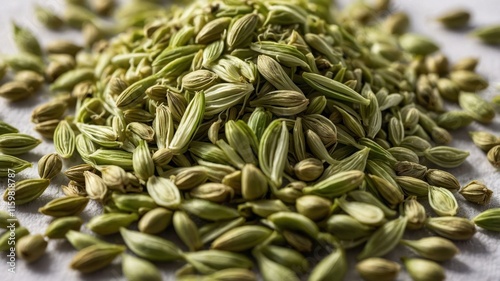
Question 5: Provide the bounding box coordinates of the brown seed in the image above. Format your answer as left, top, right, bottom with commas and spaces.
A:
0, 81, 33, 101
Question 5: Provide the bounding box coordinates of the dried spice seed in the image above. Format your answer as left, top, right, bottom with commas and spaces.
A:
2, 0, 500, 279
38, 153, 63, 180
399, 33, 439, 56
403, 196, 427, 230
459, 180, 493, 205
1, 213, 18, 229
423, 146, 469, 168
0, 133, 41, 155
473, 208, 500, 231
64, 164, 95, 183
425, 217, 476, 240
70, 244, 125, 273
436, 9, 471, 29
2, 178, 50, 205
358, 217, 408, 260
147, 176, 182, 209
54, 120, 75, 158
120, 228, 184, 262
428, 186, 458, 217
403, 257, 446, 281
16, 234, 48, 262
87, 213, 138, 235
12, 22, 43, 57
308, 246, 347, 281
349, 190, 397, 218
470, 25, 500, 45
122, 254, 162, 281
337, 197, 385, 227
211, 225, 273, 252
458, 92, 495, 123
260, 245, 308, 273
268, 212, 319, 239
35, 119, 60, 139
0, 227, 30, 251
173, 211, 203, 251
138, 207, 172, 234
14, 70, 45, 91
254, 249, 300, 281
326, 214, 374, 240
185, 249, 253, 273
401, 237, 459, 262
31, 100, 67, 123
84, 171, 109, 203
100, 165, 129, 192
34, 5, 64, 30
112, 193, 157, 213
65, 230, 110, 250
45, 216, 83, 239
0, 121, 19, 135
425, 169, 461, 191
295, 195, 331, 221
0, 155, 32, 177
356, 257, 400, 281
38, 196, 89, 217
487, 145, 500, 168
303, 170, 364, 197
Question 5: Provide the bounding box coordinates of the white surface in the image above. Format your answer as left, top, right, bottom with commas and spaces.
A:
0, 0, 499, 280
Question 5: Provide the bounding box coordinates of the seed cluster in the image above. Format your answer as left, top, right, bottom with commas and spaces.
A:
0, 0, 500, 280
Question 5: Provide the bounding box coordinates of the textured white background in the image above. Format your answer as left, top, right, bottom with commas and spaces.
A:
0, 0, 499, 280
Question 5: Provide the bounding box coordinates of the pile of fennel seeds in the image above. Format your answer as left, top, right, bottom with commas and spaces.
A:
1, 0, 500, 280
